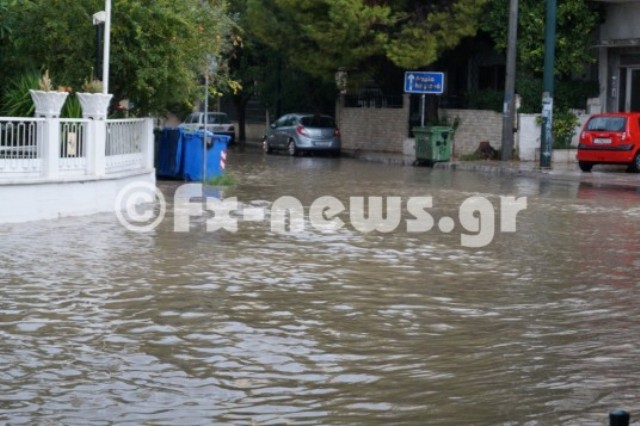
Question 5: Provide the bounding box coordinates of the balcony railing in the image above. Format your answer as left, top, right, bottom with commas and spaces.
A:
0, 116, 153, 182
106, 119, 146, 174
0, 118, 44, 178
59, 119, 88, 177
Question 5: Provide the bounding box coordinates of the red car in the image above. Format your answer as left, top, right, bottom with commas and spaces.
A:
577, 112, 640, 172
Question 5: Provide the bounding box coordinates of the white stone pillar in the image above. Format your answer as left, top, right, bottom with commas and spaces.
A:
143, 118, 155, 171
95, 120, 107, 176
41, 118, 60, 179
86, 120, 107, 177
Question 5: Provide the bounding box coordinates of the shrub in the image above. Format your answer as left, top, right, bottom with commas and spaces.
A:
466, 89, 503, 112
516, 77, 599, 113
1, 71, 39, 116
61, 93, 82, 118
534, 109, 579, 149
551, 109, 579, 149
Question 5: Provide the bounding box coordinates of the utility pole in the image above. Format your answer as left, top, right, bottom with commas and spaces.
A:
501, 0, 519, 161
540, 0, 557, 168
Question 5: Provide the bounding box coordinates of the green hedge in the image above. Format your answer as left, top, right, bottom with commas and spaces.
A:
466, 78, 599, 114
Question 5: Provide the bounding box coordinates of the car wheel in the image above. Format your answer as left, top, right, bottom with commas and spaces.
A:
578, 161, 593, 172
287, 140, 297, 157
628, 152, 640, 173
262, 139, 272, 154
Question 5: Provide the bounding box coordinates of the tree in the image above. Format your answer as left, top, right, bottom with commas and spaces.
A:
0, 0, 27, 84
225, 0, 266, 141
246, 0, 488, 83
109, 0, 233, 113
0, 0, 234, 115
481, 0, 604, 77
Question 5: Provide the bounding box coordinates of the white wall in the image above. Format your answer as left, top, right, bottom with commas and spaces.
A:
239, 122, 267, 142
0, 171, 155, 223
517, 111, 588, 161
517, 114, 540, 161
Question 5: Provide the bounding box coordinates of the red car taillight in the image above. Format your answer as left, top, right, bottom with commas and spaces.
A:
335, 128, 341, 138
621, 132, 628, 141
296, 125, 309, 137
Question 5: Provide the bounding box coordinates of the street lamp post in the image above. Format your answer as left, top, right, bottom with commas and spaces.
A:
92, 14, 104, 81
202, 57, 218, 186
103, 0, 111, 94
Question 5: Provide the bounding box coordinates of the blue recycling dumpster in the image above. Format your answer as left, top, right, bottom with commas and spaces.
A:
156, 128, 229, 181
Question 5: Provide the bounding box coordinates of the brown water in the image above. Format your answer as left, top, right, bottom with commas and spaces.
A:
2, 148, 640, 425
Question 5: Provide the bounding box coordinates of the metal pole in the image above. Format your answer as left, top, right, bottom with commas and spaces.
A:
203, 73, 209, 186
501, 0, 518, 161
102, 0, 111, 94
420, 94, 425, 127
540, 0, 557, 168
95, 24, 104, 81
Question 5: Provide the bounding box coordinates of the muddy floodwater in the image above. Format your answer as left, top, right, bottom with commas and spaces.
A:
2, 148, 640, 425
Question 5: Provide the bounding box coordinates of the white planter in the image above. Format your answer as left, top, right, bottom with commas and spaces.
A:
77, 92, 113, 120
29, 90, 69, 118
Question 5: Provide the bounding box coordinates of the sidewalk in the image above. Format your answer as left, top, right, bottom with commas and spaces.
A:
345, 149, 640, 190
239, 141, 640, 190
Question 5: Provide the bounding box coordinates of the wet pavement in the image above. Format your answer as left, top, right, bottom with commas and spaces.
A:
2, 146, 640, 425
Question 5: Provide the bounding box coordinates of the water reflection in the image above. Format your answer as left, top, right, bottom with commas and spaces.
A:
2, 149, 640, 424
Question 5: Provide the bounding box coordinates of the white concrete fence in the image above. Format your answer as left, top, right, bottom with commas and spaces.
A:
0, 116, 156, 223
0, 117, 154, 181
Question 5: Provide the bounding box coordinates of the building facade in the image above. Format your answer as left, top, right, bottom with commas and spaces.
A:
597, 0, 640, 112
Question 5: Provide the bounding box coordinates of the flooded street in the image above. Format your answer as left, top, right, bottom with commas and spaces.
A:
2, 147, 640, 425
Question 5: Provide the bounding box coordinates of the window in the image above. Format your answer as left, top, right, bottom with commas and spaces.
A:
207, 113, 229, 124
586, 116, 627, 132
275, 116, 289, 128
300, 116, 335, 128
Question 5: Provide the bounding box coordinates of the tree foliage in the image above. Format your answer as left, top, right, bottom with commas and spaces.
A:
481, 0, 604, 77
246, 0, 488, 82
109, 0, 233, 113
0, 0, 233, 115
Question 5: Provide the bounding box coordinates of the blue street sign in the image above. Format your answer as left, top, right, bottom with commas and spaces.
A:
404, 71, 445, 94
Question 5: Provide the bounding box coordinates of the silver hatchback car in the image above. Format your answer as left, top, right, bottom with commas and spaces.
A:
263, 113, 341, 156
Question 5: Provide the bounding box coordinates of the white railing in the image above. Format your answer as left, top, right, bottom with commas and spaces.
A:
0, 117, 45, 178
59, 119, 89, 177
106, 119, 146, 174
0, 116, 153, 182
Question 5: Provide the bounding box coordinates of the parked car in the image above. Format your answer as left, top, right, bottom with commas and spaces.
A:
263, 113, 341, 156
179, 112, 235, 144
577, 112, 640, 172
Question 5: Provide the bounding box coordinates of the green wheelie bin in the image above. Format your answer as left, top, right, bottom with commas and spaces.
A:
412, 126, 453, 166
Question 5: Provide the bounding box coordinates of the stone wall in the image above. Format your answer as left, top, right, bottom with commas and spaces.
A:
337, 96, 410, 153
336, 101, 503, 157
441, 108, 503, 157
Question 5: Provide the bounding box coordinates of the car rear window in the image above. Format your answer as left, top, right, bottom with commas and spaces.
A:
300, 116, 335, 128
586, 116, 626, 132
207, 113, 229, 124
